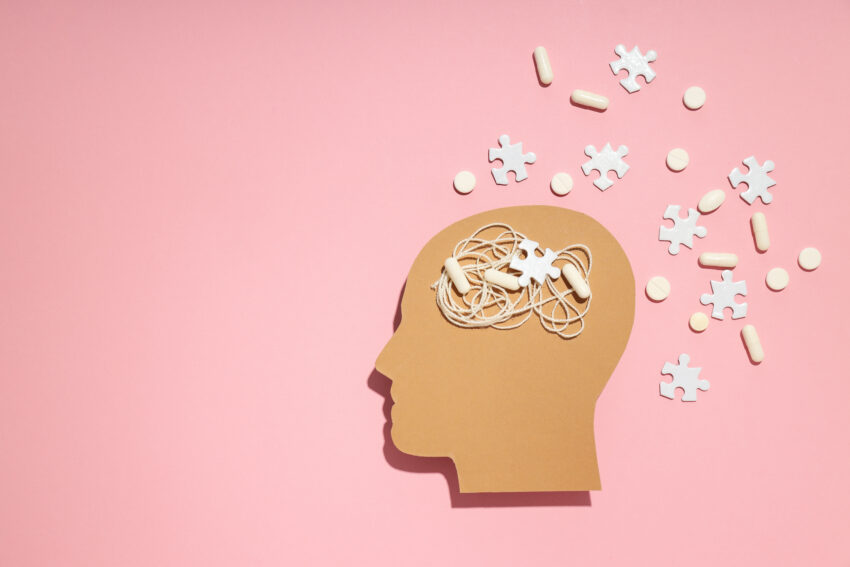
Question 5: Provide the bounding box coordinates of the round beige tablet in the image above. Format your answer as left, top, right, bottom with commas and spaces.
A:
453, 170, 476, 194
765, 267, 789, 291
666, 148, 689, 172
689, 312, 709, 332
798, 247, 821, 271
683, 86, 706, 110
646, 276, 671, 301
550, 172, 573, 196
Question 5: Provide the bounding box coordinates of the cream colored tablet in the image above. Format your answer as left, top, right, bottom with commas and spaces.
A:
699, 252, 738, 268
562, 264, 590, 299
751, 212, 770, 252
741, 324, 764, 363
453, 170, 476, 194
689, 312, 709, 332
550, 172, 573, 196
570, 89, 609, 111
798, 247, 821, 271
666, 148, 689, 172
444, 257, 470, 294
484, 268, 520, 291
765, 267, 789, 291
645, 276, 671, 301
683, 86, 706, 110
698, 189, 726, 214
533, 46, 553, 85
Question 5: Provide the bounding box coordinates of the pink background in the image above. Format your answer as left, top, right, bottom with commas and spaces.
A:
1, 1, 849, 565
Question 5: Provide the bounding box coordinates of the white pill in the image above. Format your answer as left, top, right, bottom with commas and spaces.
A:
683, 86, 706, 110
666, 148, 689, 172
750, 212, 770, 252
453, 171, 476, 194
562, 264, 590, 299
570, 89, 609, 111
798, 247, 822, 271
741, 324, 764, 364
533, 46, 553, 85
699, 252, 738, 269
444, 257, 470, 294
765, 267, 789, 291
645, 276, 670, 302
689, 312, 709, 332
550, 172, 573, 196
484, 268, 520, 291
698, 189, 726, 214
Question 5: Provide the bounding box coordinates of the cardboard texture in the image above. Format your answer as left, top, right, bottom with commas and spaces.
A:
376, 206, 635, 493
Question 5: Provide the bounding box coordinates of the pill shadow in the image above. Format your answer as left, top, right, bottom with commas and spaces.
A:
531, 52, 551, 88
739, 330, 763, 366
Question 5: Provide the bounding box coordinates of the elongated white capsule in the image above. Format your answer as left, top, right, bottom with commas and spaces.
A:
484, 268, 520, 291
699, 252, 738, 268
570, 89, 609, 111
741, 324, 764, 363
751, 212, 770, 252
533, 46, 553, 85
698, 189, 726, 214
444, 257, 470, 294
562, 264, 590, 299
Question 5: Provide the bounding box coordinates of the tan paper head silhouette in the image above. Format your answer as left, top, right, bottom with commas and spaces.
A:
376, 206, 635, 493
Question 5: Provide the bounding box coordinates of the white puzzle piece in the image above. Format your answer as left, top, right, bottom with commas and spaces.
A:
609, 44, 657, 93
509, 239, 560, 287
581, 143, 629, 191
488, 135, 536, 185
658, 205, 707, 255
729, 156, 776, 204
660, 353, 709, 402
700, 269, 748, 320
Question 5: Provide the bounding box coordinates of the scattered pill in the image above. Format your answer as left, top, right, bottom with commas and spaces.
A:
484, 268, 520, 291
751, 212, 770, 252
570, 89, 609, 111
683, 86, 706, 110
689, 312, 709, 332
444, 257, 470, 294
765, 267, 789, 291
645, 275, 671, 301
453, 170, 476, 194
533, 46, 553, 85
562, 264, 590, 299
698, 189, 726, 214
666, 148, 689, 172
550, 172, 573, 196
741, 324, 764, 363
798, 247, 821, 271
698, 252, 739, 269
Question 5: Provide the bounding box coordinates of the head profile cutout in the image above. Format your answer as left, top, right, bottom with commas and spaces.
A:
376, 206, 635, 493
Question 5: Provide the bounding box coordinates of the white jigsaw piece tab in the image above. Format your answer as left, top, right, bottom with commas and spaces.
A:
700, 269, 748, 320
729, 156, 776, 204
660, 353, 709, 402
509, 238, 560, 287
609, 44, 657, 93
658, 205, 707, 255
581, 143, 629, 191
488, 134, 536, 185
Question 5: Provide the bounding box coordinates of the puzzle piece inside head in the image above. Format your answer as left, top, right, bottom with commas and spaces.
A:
660, 353, 709, 402
728, 156, 776, 205
700, 269, 748, 320
658, 205, 707, 255
609, 44, 657, 93
488, 135, 536, 185
581, 143, 629, 191
508, 238, 561, 287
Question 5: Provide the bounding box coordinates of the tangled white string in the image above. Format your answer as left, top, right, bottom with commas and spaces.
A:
433, 223, 593, 339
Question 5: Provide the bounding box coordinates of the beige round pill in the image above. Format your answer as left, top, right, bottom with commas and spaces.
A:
453, 171, 476, 194
550, 172, 573, 196
646, 276, 671, 301
689, 312, 709, 332
683, 86, 706, 110
666, 148, 689, 172
765, 267, 789, 291
798, 247, 822, 271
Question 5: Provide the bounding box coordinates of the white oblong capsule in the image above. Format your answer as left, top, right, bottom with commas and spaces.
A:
444, 257, 470, 294
533, 46, 553, 85
751, 212, 770, 252
741, 324, 764, 363
570, 89, 609, 111
484, 268, 520, 291
698, 189, 726, 214
699, 252, 739, 268
562, 264, 590, 299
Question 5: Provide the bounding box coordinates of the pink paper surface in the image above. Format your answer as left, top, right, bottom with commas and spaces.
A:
1, 1, 849, 565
